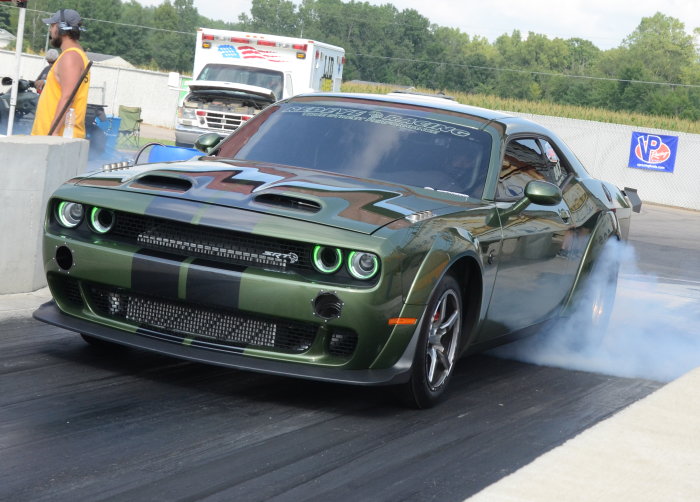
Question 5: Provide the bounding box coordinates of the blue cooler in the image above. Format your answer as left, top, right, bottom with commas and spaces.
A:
95, 115, 120, 158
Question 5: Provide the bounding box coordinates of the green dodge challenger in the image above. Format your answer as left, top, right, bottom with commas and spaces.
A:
34, 91, 640, 407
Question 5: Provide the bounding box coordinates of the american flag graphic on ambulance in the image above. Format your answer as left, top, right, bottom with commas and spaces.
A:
218, 45, 287, 63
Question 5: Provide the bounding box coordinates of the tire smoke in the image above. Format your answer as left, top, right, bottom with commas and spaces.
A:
490, 239, 700, 382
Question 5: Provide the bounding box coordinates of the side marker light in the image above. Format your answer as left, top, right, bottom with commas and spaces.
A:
388, 318, 418, 326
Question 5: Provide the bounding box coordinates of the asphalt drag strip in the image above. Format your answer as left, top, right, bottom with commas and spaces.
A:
0, 313, 659, 502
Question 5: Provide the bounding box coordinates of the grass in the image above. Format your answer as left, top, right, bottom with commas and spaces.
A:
341, 82, 700, 134
116, 135, 175, 151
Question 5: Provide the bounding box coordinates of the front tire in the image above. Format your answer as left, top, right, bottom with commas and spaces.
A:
400, 274, 462, 408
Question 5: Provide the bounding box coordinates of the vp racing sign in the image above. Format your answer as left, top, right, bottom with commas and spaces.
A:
628, 132, 678, 173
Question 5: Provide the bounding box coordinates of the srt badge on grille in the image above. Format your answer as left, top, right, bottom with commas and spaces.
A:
262, 251, 299, 264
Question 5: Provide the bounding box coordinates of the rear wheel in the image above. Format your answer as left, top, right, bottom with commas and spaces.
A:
400, 274, 462, 408
588, 261, 619, 332
568, 241, 620, 349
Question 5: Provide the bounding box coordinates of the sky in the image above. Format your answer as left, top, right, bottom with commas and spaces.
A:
135, 0, 700, 50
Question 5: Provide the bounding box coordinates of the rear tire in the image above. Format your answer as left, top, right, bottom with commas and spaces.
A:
587, 261, 619, 333
567, 241, 620, 349
400, 274, 462, 408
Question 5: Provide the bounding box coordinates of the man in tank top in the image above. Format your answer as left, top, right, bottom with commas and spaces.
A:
31, 9, 90, 138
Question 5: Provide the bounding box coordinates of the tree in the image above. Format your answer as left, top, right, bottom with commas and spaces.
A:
150, 1, 181, 71
238, 0, 299, 37
74, 0, 123, 56
0, 2, 11, 32
622, 12, 696, 83
120, 0, 154, 67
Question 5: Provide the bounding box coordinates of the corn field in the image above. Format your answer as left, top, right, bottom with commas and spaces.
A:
342, 83, 700, 135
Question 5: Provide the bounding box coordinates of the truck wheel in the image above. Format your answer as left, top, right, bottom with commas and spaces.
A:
400, 274, 462, 408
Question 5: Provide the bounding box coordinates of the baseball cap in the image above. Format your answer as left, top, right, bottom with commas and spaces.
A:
42, 9, 83, 29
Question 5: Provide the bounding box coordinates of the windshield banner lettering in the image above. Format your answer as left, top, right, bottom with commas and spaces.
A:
282, 106, 471, 137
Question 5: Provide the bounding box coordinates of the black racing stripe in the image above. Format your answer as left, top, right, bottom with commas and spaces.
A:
196, 205, 261, 234
131, 249, 186, 300
185, 259, 245, 309
144, 197, 203, 223
145, 195, 261, 234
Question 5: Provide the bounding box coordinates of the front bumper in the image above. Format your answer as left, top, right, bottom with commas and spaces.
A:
34, 301, 414, 386
174, 125, 205, 147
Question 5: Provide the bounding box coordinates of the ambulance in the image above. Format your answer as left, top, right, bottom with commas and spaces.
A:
175, 28, 345, 146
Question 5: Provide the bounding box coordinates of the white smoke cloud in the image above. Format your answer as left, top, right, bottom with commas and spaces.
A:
490, 240, 700, 382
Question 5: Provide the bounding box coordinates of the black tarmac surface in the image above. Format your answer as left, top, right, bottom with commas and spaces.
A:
1, 320, 659, 501
1, 203, 694, 502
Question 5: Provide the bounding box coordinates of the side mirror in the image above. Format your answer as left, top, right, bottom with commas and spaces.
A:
194, 133, 224, 154
524, 180, 562, 206
486, 180, 563, 227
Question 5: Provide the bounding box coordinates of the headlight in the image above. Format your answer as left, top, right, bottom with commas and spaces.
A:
89, 207, 115, 234
313, 245, 342, 273
347, 251, 379, 280
55, 201, 84, 228
177, 106, 196, 124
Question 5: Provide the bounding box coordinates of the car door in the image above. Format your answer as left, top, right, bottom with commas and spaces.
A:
481, 136, 579, 336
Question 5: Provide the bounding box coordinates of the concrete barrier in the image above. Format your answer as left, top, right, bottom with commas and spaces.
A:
0, 136, 88, 294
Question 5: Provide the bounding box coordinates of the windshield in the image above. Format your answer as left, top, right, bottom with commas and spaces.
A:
216, 98, 493, 198
197, 64, 283, 99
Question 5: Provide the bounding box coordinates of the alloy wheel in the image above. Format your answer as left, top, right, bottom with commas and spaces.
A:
425, 289, 461, 390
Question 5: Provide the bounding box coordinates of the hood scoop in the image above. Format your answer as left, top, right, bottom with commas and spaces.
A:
130, 175, 193, 193
253, 193, 321, 213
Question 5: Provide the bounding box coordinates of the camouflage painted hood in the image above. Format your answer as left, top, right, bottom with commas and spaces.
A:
75, 159, 476, 234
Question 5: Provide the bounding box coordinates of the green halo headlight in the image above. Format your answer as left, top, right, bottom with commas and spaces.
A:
56, 201, 84, 228
347, 251, 379, 280
89, 207, 115, 234
312, 245, 343, 274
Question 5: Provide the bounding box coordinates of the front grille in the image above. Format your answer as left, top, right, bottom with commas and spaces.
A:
327, 329, 358, 357
88, 286, 317, 354
203, 111, 243, 131
109, 211, 312, 272
55, 275, 83, 306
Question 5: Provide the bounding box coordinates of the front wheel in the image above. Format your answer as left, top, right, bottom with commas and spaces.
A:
400, 274, 462, 408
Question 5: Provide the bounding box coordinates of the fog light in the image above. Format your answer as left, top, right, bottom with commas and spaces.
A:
313, 245, 342, 274
89, 207, 115, 234
55, 245, 74, 270
347, 251, 379, 280
56, 201, 84, 228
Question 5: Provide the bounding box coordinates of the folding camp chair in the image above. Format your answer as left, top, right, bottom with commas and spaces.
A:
118, 105, 143, 149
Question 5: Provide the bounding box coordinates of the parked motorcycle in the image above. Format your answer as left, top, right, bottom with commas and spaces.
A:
0, 77, 39, 134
